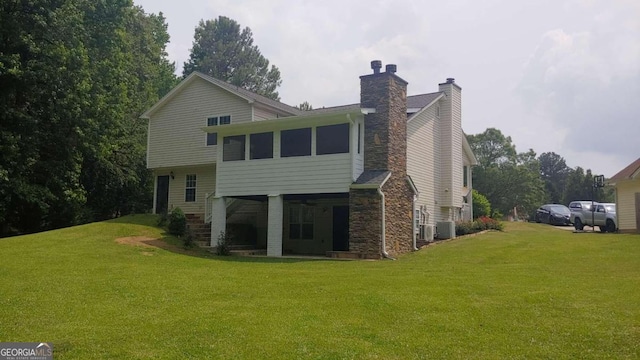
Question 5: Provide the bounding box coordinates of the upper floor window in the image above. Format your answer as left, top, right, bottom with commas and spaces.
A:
281, 128, 311, 157
206, 115, 231, 146
223, 135, 245, 161
316, 123, 349, 155
185, 174, 196, 202
250, 132, 273, 160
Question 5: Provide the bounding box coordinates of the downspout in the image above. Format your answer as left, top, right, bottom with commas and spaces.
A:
378, 187, 395, 260
412, 195, 418, 251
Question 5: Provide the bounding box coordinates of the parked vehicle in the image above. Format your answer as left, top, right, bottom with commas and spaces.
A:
535, 204, 571, 225
569, 200, 617, 232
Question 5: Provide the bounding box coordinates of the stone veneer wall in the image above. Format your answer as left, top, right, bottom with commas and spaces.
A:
348, 189, 382, 258
349, 67, 415, 258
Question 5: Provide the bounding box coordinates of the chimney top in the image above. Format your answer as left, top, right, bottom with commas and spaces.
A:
446, 78, 455, 84
371, 60, 382, 74
385, 64, 397, 74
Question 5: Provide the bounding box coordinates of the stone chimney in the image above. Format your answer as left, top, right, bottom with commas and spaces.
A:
360, 60, 408, 175
349, 61, 415, 259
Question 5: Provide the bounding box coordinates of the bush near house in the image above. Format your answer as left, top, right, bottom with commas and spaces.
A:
472, 189, 491, 219
167, 207, 186, 236
456, 216, 504, 236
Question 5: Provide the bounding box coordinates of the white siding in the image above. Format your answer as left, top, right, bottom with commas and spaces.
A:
407, 105, 448, 225
616, 180, 640, 231
147, 77, 252, 169
254, 106, 280, 121
437, 82, 463, 210
217, 154, 353, 196
155, 165, 216, 215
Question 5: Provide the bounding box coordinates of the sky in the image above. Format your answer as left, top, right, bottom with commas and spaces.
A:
134, 0, 639, 178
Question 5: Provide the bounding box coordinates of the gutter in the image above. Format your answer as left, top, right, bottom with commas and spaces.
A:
378, 175, 395, 260
412, 195, 418, 251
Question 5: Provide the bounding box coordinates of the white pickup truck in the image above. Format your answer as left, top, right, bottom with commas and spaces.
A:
569, 201, 617, 232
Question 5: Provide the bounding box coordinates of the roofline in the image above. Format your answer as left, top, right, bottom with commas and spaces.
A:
407, 93, 445, 123
350, 171, 392, 189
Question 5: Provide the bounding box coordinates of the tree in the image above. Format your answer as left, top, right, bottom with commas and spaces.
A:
183, 16, 281, 100
472, 190, 491, 219
538, 152, 570, 204
297, 101, 313, 110
467, 129, 545, 219
0, 0, 176, 235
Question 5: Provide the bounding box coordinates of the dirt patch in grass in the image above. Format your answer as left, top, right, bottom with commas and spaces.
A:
115, 236, 211, 257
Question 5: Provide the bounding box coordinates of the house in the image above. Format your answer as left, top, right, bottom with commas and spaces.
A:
608, 157, 640, 233
141, 61, 477, 258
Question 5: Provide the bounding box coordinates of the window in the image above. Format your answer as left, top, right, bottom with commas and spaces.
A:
281, 128, 311, 157
289, 205, 314, 239
185, 174, 196, 202
223, 135, 245, 161
316, 123, 349, 155
463, 166, 468, 187
206, 115, 231, 146
250, 132, 273, 160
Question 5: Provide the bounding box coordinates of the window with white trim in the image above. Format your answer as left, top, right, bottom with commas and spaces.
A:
289, 205, 314, 239
185, 174, 196, 202
206, 115, 231, 146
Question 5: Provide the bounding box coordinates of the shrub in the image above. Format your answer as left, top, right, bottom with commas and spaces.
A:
168, 207, 186, 236
156, 211, 168, 227
182, 229, 195, 249
455, 216, 504, 236
215, 231, 233, 256
472, 190, 491, 219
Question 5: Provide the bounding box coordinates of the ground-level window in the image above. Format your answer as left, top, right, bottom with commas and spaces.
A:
281, 128, 311, 157
185, 174, 196, 202
223, 135, 246, 161
206, 115, 231, 146
250, 132, 273, 160
289, 205, 314, 239
316, 123, 349, 155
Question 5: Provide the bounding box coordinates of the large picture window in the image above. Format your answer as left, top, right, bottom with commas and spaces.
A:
281, 128, 311, 157
223, 135, 246, 161
206, 115, 231, 146
289, 205, 314, 239
316, 123, 349, 155
185, 174, 196, 202
250, 132, 273, 160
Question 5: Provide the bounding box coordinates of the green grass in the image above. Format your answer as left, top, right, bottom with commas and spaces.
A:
1, 216, 639, 359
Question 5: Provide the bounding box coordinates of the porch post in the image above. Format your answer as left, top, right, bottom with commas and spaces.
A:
210, 197, 227, 247
267, 194, 283, 257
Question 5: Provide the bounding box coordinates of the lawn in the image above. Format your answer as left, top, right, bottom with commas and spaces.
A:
1, 216, 639, 359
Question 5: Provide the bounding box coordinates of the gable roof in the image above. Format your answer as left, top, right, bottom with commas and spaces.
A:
141, 71, 302, 119
609, 157, 640, 184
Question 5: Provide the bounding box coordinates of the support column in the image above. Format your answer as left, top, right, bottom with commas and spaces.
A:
210, 197, 227, 247
267, 194, 283, 257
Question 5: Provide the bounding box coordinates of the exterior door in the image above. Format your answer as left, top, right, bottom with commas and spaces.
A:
332, 206, 349, 251
636, 192, 640, 233
155, 175, 169, 214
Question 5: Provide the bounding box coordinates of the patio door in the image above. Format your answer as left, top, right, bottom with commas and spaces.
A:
332, 206, 349, 251
156, 175, 169, 214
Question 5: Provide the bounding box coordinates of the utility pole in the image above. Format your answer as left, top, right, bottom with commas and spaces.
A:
592, 175, 605, 230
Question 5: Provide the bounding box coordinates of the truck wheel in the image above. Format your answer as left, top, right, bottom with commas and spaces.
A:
606, 219, 616, 233
574, 218, 584, 230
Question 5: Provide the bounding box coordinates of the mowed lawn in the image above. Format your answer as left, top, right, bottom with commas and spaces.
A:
1, 216, 639, 359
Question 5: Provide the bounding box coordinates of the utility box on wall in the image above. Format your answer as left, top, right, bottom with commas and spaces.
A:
436, 221, 456, 239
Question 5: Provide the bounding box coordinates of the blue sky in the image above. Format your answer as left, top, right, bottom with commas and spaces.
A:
135, 0, 639, 177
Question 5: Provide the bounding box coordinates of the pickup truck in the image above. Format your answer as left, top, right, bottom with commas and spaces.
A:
569, 201, 617, 232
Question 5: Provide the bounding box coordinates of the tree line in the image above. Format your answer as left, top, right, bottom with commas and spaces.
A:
467, 128, 614, 220
1, 5, 283, 236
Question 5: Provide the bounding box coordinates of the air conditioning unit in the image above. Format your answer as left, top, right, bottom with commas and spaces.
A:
425, 225, 435, 241
436, 221, 456, 239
